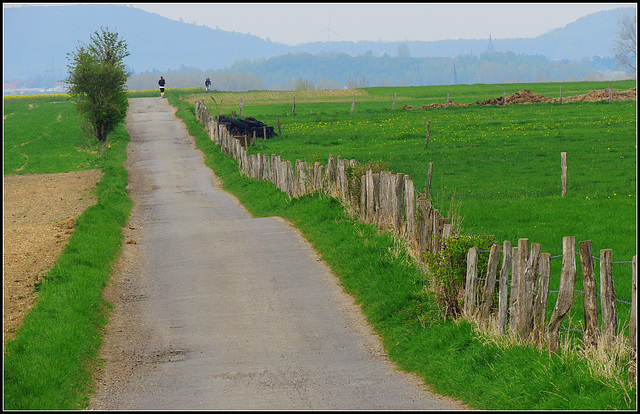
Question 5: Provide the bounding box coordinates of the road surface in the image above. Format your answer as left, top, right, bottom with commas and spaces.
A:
88, 97, 468, 410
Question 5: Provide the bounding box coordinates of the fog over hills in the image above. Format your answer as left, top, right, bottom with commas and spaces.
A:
3, 4, 635, 88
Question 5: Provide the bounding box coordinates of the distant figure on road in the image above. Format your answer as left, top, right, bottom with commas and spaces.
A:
158, 76, 166, 98
205, 77, 211, 92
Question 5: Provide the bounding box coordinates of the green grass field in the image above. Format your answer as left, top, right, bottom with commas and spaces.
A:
185, 81, 637, 333
2, 81, 636, 410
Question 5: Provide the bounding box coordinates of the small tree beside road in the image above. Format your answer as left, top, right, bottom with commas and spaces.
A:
66, 27, 131, 142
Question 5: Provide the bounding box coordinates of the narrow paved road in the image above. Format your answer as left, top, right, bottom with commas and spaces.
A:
89, 97, 467, 410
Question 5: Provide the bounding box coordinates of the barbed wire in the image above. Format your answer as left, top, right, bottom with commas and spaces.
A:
477, 250, 634, 264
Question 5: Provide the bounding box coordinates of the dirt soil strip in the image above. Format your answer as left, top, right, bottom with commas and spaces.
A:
3, 170, 103, 343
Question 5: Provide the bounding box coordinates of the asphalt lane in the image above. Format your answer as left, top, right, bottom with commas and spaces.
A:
90, 97, 467, 410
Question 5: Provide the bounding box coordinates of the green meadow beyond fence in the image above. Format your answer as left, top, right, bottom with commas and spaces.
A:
194, 99, 636, 383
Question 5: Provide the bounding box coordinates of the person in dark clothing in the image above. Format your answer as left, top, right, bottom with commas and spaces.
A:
158, 76, 166, 98
205, 77, 211, 92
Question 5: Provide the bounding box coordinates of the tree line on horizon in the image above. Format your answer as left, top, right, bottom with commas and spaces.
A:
125, 50, 623, 92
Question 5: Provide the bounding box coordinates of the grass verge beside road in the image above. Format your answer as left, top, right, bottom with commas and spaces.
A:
3, 95, 132, 409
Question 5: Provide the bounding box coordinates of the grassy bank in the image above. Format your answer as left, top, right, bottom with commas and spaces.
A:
3, 95, 132, 409
169, 87, 636, 410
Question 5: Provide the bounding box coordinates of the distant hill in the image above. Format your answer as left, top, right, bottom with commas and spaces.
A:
3, 4, 290, 80
3, 4, 635, 83
284, 7, 634, 61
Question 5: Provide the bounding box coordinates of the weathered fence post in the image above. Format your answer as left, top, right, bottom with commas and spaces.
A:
463, 246, 479, 318
239, 98, 243, 116
561, 152, 567, 197
446, 91, 450, 108
476, 243, 503, 330
392, 173, 405, 233
350, 95, 356, 114
579, 240, 599, 349
516, 241, 541, 339
559, 86, 563, 105
392, 93, 396, 110
425, 121, 431, 148
600, 248, 618, 349
404, 178, 416, 244
416, 194, 430, 254
378, 171, 393, 231
365, 168, 375, 224
508, 245, 519, 336
547, 236, 577, 352
292, 97, 296, 115
426, 162, 433, 199
514, 239, 529, 335
531, 252, 551, 344
503, 90, 506, 105
496, 240, 512, 335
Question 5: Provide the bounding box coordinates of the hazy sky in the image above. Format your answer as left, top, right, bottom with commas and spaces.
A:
5, 3, 637, 45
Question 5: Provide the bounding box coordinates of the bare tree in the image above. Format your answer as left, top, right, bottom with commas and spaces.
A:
613, 14, 636, 79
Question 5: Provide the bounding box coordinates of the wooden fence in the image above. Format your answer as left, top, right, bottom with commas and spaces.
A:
195, 99, 455, 259
465, 237, 636, 380
195, 100, 636, 380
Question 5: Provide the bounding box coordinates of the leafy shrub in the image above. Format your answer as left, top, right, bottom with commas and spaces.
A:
424, 234, 495, 319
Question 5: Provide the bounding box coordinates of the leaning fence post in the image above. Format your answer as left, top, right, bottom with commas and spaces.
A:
463, 246, 479, 318
600, 249, 618, 350
476, 243, 502, 329
547, 236, 577, 353
426, 162, 433, 198
579, 240, 599, 349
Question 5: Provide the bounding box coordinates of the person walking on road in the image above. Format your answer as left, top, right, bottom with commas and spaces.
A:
205, 77, 211, 92
158, 76, 166, 98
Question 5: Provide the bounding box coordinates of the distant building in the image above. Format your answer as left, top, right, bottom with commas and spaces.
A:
451, 57, 458, 85
486, 33, 496, 53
